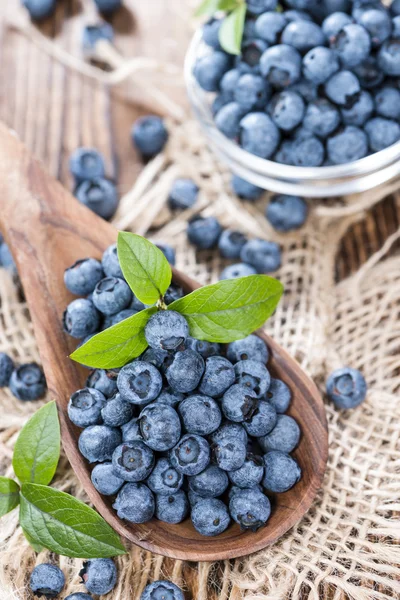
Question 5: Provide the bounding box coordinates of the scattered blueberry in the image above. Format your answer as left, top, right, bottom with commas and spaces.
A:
266, 195, 308, 231
191, 498, 230, 536
75, 178, 118, 220
0, 353, 14, 387
132, 116, 168, 158
94, 0, 121, 15
262, 450, 302, 492
187, 215, 222, 249
69, 148, 105, 184
326, 366, 367, 408
113, 482, 155, 523
141, 581, 184, 600
231, 175, 263, 201
80, 559, 117, 595
240, 239, 281, 273
9, 363, 46, 401
0, 243, 17, 275
29, 564, 65, 598
23, 0, 57, 20
83, 23, 114, 53
220, 263, 257, 280
65, 594, 93, 600
168, 178, 199, 210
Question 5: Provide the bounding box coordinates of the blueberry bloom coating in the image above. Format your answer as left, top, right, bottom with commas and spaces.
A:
243, 400, 277, 436
101, 393, 134, 427
185, 337, 220, 358
141, 347, 171, 370
64, 258, 104, 296
229, 487, 271, 531
255, 11, 288, 44
282, 21, 325, 53
322, 11, 353, 40
215, 102, 247, 139
202, 17, 222, 49
91, 462, 124, 495
359, 9, 392, 47
259, 414, 301, 453
353, 56, 384, 89
220, 68, 241, 96
239, 112, 281, 158
23, 0, 57, 20
365, 117, 400, 151
262, 450, 302, 492
86, 368, 118, 398
170, 434, 210, 475
29, 564, 65, 598
145, 311, 189, 352
302, 46, 339, 84
234, 359, 271, 398
188, 490, 204, 507
231, 175, 263, 201
166, 350, 205, 394
101, 243, 123, 278
199, 356, 235, 398
211, 422, 248, 446
221, 384, 258, 423
112, 441, 155, 482
179, 395, 222, 435
9, 363, 46, 401
141, 581, 185, 600
229, 455, 264, 488
214, 436, 247, 471
155, 490, 189, 524
121, 417, 143, 443
266, 378, 292, 413
63, 298, 100, 339
260, 44, 302, 88
340, 91, 374, 126
168, 178, 199, 210
227, 334, 269, 364
68, 387, 106, 428
266, 195, 308, 232
78, 425, 121, 463
113, 482, 155, 523
139, 404, 181, 451
92, 277, 132, 316
218, 229, 248, 259
325, 70, 361, 107
75, 178, 118, 220
326, 366, 367, 408
131, 115, 168, 158
268, 90, 305, 132
193, 51, 232, 92
188, 465, 229, 498
330, 23, 371, 67
229, 483, 262, 501
0, 353, 14, 387
187, 216, 223, 249
327, 126, 368, 163
117, 361, 163, 405
79, 559, 117, 595
147, 457, 183, 495
234, 74, 271, 111
240, 239, 281, 273
191, 498, 230, 536
69, 147, 105, 183
153, 388, 184, 407
375, 87, 400, 120
220, 263, 257, 280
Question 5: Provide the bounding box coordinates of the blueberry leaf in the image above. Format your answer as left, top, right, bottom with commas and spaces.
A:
218, 2, 246, 55
0, 477, 20, 517
70, 307, 157, 369
13, 401, 60, 486
19, 483, 126, 558
169, 275, 283, 342
117, 232, 172, 305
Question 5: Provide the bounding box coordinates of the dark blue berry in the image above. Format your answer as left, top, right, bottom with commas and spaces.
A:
221, 384, 258, 423
220, 263, 257, 279
322, 11, 353, 40
92, 277, 132, 316
145, 311, 189, 351
153, 388, 184, 407
110, 308, 136, 326
255, 12, 288, 44
147, 457, 183, 495
260, 44, 302, 88
365, 116, 400, 150
187, 216, 222, 249
101, 393, 134, 427
239, 112, 281, 158
234, 74, 271, 111
63, 298, 100, 339
101, 243, 123, 278
165, 349, 205, 393
227, 334, 269, 364
178, 394, 222, 435
75, 178, 118, 220
23, 0, 57, 20
240, 239, 281, 273
291, 132, 325, 166
262, 450, 301, 492
234, 359, 271, 397
326, 366, 367, 408
185, 337, 221, 358
141, 581, 184, 600
112, 441, 154, 482
139, 403, 181, 451
243, 400, 277, 436
220, 68, 241, 96
0, 353, 14, 387
199, 356, 235, 398
155, 490, 189, 524
69, 148, 105, 183
117, 361, 163, 405
327, 126, 368, 163
259, 414, 301, 453
268, 90, 305, 132
359, 9, 392, 47
91, 462, 124, 495
86, 368, 118, 398
229, 487, 271, 530
266, 195, 308, 231
266, 378, 292, 413
215, 102, 246, 139
330, 23, 371, 67
168, 178, 199, 210
78, 425, 121, 463
235, 39, 268, 73
64, 258, 104, 296
68, 387, 106, 428
9, 363, 46, 401
193, 51, 231, 91
65, 594, 92, 600
353, 56, 384, 88
80, 559, 117, 595
211, 422, 248, 446
282, 21, 325, 53
340, 90, 374, 126
170, 434, 210, 475
189, 464, 229, 498
228, 455, 264, 488
202, 18, 222, 49
113, 482, 155, 523
231, 175, 263, 201
141, 347, 170, 370
121, 417, 143, 443
303, 46, 339, 84
154, 243, 176, 266
132, 116, 168, 158
164, 284, 184, 305
247, 0, 278, 14
375, 86, 400, 119
191, 498, 230, 536
0, 243, 17, 275
29, 564, 65, 598
94, 0, 121, 14
325, 70, 361, 107
213, 436, 247, 471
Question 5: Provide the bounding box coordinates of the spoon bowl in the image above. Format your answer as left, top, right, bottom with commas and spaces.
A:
0, 123, 328, 561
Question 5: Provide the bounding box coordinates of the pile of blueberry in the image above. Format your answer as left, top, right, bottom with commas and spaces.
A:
194, 0, 400, 166
22, 0, 122, 21
63, 245, 301, 537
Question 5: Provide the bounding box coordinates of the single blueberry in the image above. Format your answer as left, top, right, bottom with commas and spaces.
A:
325, 70, 361, 107
170, 434, 210, 475
141, 347, 170, 371
229, 455, 264, 488
193, 51, 232, 92
259, 414, 301, 453
189, 464, 229, 498
101, 243, 123, 278
239, 112, 281, 158
327, 125, 369, 163
0, 353, 14, 387
266, 378, 292, 413
393, 15, 400, 37
302, 46, 339, 84
282, 21, 325, 53
63, 298, 100, 339
78, 424, 121, 463
121, 417, 143, 443
86, 368, 118, 398
82, 23, 114, 53
187, 215, 222, 249
68, 387, 106, 428
268, 90, 305, 132
221, 384, 258, 422
153, 387, 184, 407
178, 394, 222, 435
145, 310, 189, 352
117, 361, 163, 405
141, 581, 184, 600
262, 450, 302, 492
215, 102, 247, 139
64, 258, 104, 296
131, 115, 168, 158
234, 74, 271, 111
23, 0, 57, 20
94, 0, 121, 14
274, 140, 295, 165
234, 359, 271, 397
168, 178, 199, 210
340, 90, 374, 126
375, 86, 400, 119
220, 68, 241, 97
199, 356, 235, 398
266, 195, 308, 231
211, 422, 248, 446
235, 39, 268, 73
29, 564, 65, 598
113, 482, 155, 523
213, 436, 247, 471
365, 116, 400, 150
202, 17, 222, 49
101, 393, 134, 427
288, 78, 319, 103
191, 498, 230, 536
9, 363, 46, 401
322, 11, 353, 40
147, 457, 183, 495
75, 178, 118, 220
92, 277, 132, 316
246, 0, 278, 14
69, 148, 105, 183
240, 239, 281, 273
110, 308, 136, 326
188, 490, 204, 507
359, 9, 392, 47
112, 441, 154, 482
155, 490, 189, 524
229, 487, 271, 530
164, 284, 184, 305
231, 175, 264, 201
330, 23, 371, 67
260, 44, 302, 88
165, 349, 205, 394
255, 12, 288, 44
392, 0, 400, 16
80, 559, 117, 595
185, 337, 220, 358
353, 56, 385, 88
139, 403, 181, 451
326, 366, 367, 408
243, 400, 277, 436
220, 263, 257, 280
227, 334, 269, 364
91, 462, 124, 495
291, 133, 325, 166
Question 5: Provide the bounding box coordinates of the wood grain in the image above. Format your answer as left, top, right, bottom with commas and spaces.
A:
0, 123, 328, 562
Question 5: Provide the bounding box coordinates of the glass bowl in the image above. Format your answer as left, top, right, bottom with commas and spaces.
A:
184, 30, 400, 198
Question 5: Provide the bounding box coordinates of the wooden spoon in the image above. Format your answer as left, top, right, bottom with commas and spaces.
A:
0, 123, 328, 562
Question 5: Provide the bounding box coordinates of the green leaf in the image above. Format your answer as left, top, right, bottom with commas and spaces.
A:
13, 401, 60, 486
22, 527, 44, 553
0, 477, 20, 517
117, 232, 172, 305
195, 0, 221, 16
20, 483, 126, 559
70, 307, 156, 369
218, 2, 246, 55
169, 275, 283, 343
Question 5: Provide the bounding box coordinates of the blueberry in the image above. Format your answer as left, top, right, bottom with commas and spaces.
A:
139, 404, 181, 451
234, 74, 271, 111
166, 349, 205, 393
375, 86, 400, 119
64, 258, 104, 296
82, 23, 114, 52
191, 498, 230, 536
229, 483, 262, 501
213, 92, 233, 116
9, 363, 46, 401
69, 148, 105, 183
121, 417, 143, 443
193, 51, 231, 92
220, 263, 258, 280
168, 178, 199, 210
155, 490, 189, 524
63, 298, 100, 339
353, 56, 385, 88
0, 353, 14, 387
0, 243, 17, 275
246, 0, 278, 14
86, 368, 118, 398
282, 21, 325, 53
322, 12, 353, 40
29, 564, 65, 598
199, 356, 235, 398
92, 277, 132, 316
359, 9, 392, 46
239, 112, 281, 158
170, 434, 210, 475
91, 462, 124, 495
240, 239, 281, 273
325, 70, 361, 107
187, 215, 222, 249
188, 490, 204, 506
101, 243, 123, 278
179, 394, 222, 435
141, 347, 170, 370
68, 387, 106, 428
215, 102, 246, 139
94, 0, 121, 14
274, 140, 296, 165
113, 482, 155, 523
141, 581, 184, 600
228, 455, 264, 488
229, 487, 271, 531
365, 116, 400, 150
291, 133, 325, 166
214, 435, 247, 470
147, 457, 183, 495
302, 47, 339, 84
260, 44, 302, 88
202, 18, 222, 49
393, 15, 400, 37
340, 90, 374, 125
243, 400, 277, 436
145, 311, 189, 351
330, 23, 371, 67
288, 78, 319, 102
110, 308, 136, 326
132, 115, 168, 158
227, 334, 269, 363
75, 178, 118, 220
189, 464, 229, 498
266, 195, 308, 231
326, 366, 367, 408
234, 359, 271, 397
392, 0, 400, 16
211, 422, 248, 446
164, 284, 184, 305
101, 393, 134, 427
23, 0, 57, 20
220, 69, 241, 96
259, 414, 301, 453
78, 425, 121, 463
255, 12, 288, 44
268, 91, 305, 132
112, 441, 154, 482
327, 125, 368, 163
118, 361, 162, 405
153, 387, 184, 407
235, 39, 268, 73
80, 559, 117, 595
221, 384, 258, 422
285, 9, 314, 22
266, 378, 292, 413
185, 337, 220, 358
262, 450, 301, 492
231, 175, 264, 201
317, 0, 351, 17
65, 594, 92, 600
